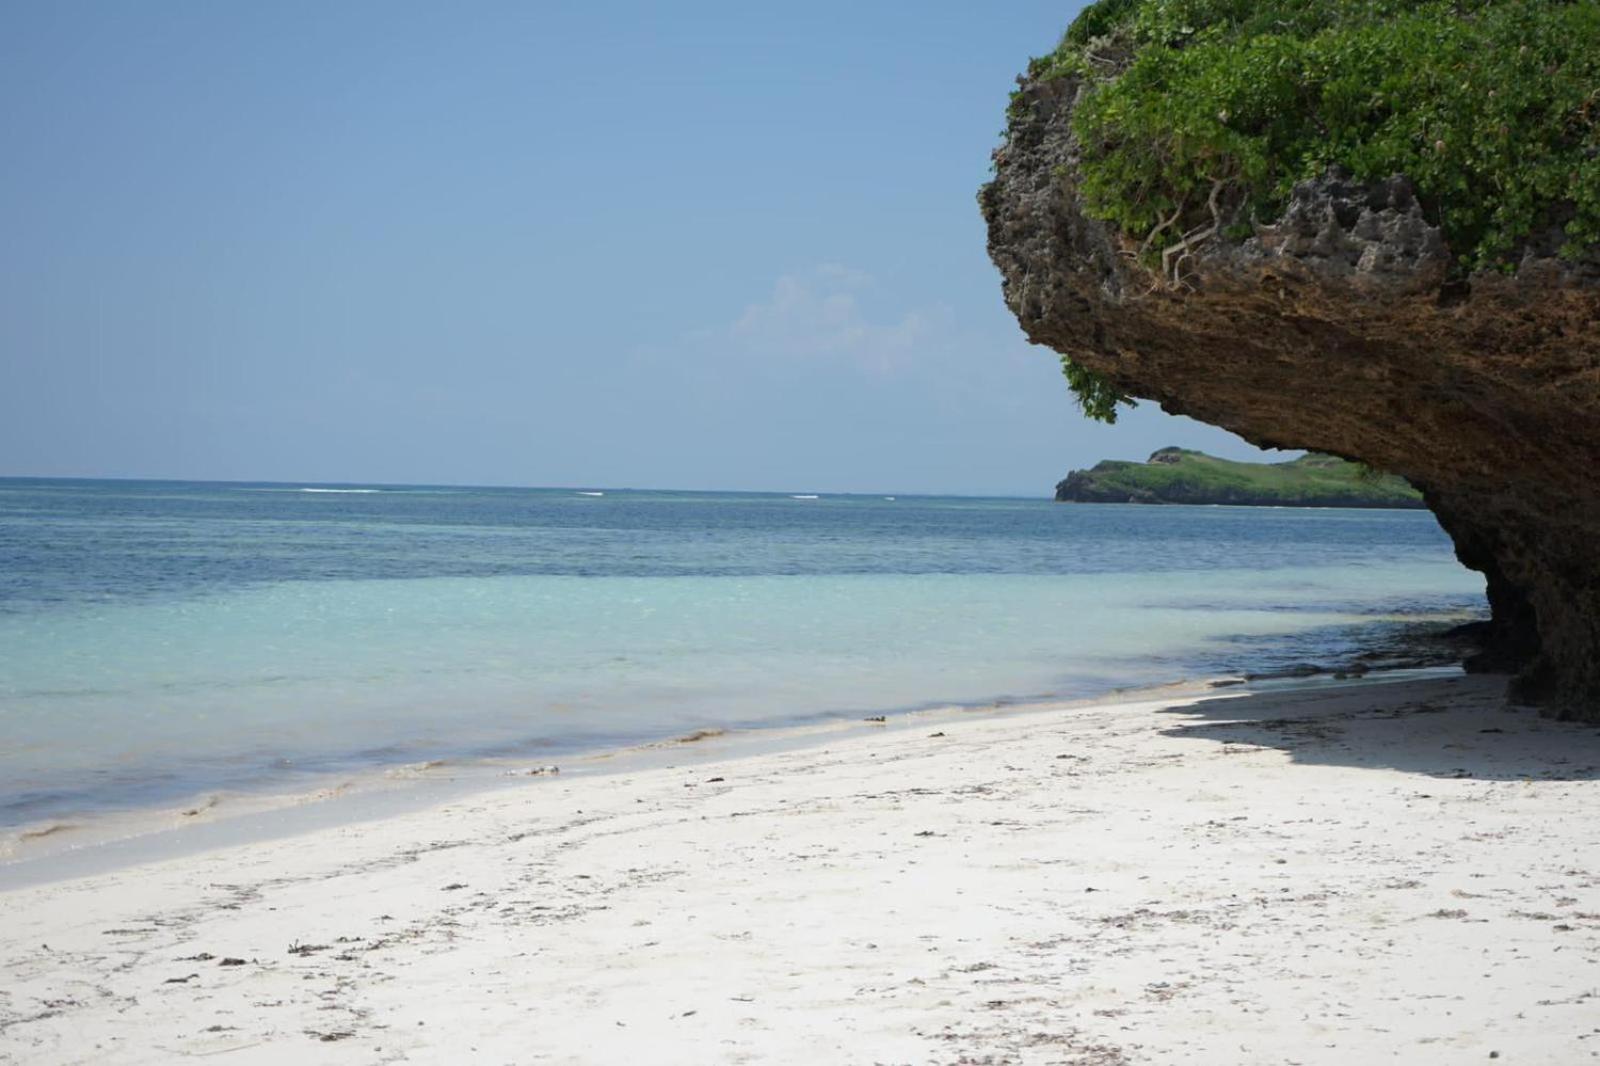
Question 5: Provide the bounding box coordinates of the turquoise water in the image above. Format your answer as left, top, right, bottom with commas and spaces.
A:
0, 478, 1483, 826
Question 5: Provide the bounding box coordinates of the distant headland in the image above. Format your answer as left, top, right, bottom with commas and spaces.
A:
1055, 448, 1425, 509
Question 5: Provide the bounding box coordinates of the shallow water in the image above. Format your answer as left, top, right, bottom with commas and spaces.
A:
0, 478, 1483, 826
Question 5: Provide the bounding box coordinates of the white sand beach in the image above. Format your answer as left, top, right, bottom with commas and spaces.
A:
2, 673, 1598, 1065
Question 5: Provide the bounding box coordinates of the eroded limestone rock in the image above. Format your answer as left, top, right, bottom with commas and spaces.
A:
981, 72, 1600, 719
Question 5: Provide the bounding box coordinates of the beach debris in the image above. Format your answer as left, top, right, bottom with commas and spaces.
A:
676, 729, 725, 744
286, 941, 329, 956
163, 973, 199, 984
177, 952, 215, 962
442, 883, 467, 891
1146, 980, 1190, 1002
928, 731, 946, 738
218, 957, 247, 967
20, 822, 78, 842
1244, 663, 1325, 681
180, 795, 220, 817
706, 776, 725, 783
863, 715, 887, 723
505, 765, 560, 777
914, 830, 938, 837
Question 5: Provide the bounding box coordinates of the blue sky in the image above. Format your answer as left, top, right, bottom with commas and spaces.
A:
0, 1, 1275, 495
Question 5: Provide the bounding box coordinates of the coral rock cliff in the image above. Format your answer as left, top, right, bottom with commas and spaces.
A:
981, 73, 1600, 719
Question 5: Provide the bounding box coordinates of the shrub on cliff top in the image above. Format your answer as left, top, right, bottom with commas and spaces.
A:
1036, 0, 1600, 271
1016, 0, 1600, 420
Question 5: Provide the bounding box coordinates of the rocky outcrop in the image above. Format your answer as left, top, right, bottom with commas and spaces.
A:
981, 73, 1600, 719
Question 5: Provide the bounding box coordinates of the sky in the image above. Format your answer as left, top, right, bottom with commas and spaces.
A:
0, 0, 1279, 496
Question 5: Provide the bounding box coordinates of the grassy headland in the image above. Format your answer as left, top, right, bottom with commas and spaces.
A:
1056, 447, 1426, 507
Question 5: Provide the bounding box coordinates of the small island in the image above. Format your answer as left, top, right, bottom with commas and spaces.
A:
1056, 448, 1426, 508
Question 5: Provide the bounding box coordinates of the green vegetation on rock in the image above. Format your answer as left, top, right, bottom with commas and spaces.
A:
1057, 355, 1136, 422
1014, 0, 1600, 420
1055, 447, 1426, 507
1033, 0, 1600, 268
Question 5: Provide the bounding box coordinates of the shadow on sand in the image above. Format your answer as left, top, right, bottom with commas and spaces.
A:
1154, 672, 1600, 782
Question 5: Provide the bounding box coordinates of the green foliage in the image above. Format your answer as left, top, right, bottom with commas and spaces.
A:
1060, 357, 1135, 423
1353, 461, 1386, 484
1029, 0, 1600, 271
1061, 449, 1425, 507
1063, 0, 1140, 47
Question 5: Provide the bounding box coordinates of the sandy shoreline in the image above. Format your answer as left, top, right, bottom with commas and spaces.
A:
2, 673, 1598, 1064
0, 677, 1235, 884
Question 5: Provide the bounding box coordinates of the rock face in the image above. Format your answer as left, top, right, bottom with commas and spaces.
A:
981, 72, 1600, 719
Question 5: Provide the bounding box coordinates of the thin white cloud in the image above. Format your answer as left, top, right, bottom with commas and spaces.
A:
724, 266, 946, 376
812, 262, 876, 289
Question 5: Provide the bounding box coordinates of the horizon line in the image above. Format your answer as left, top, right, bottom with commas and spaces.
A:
0, 472, 1055, 501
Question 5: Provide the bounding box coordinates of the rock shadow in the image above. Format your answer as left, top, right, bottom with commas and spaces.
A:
1156, 673, 1600, 781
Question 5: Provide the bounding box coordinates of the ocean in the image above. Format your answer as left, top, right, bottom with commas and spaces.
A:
0, 477, 1483, 834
